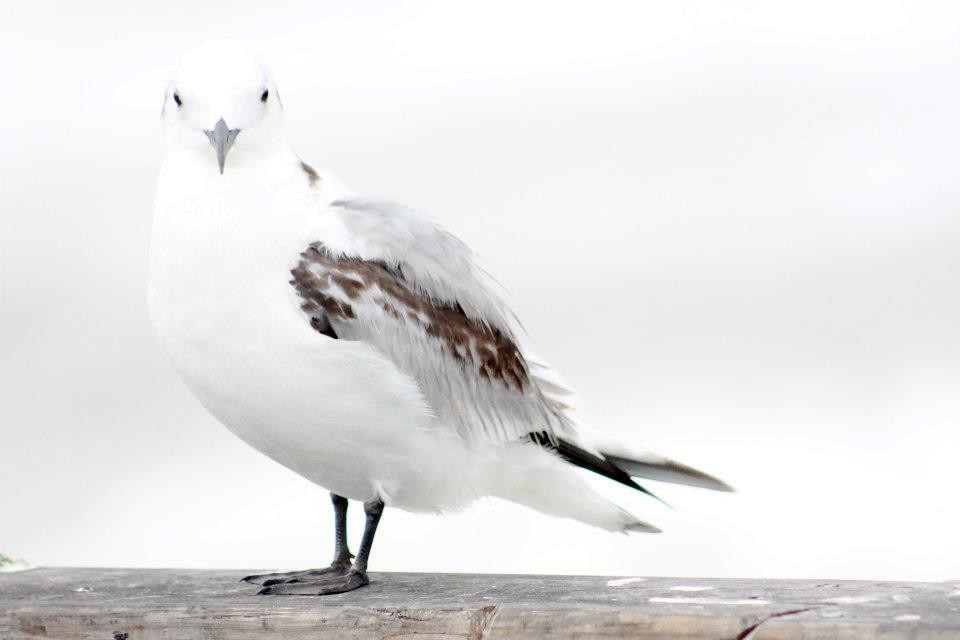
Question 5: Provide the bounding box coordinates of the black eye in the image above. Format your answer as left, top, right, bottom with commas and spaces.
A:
261, 89, 269, 103
173, 93, 182, 107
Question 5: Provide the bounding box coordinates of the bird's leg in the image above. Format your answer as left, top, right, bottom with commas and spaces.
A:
242, 493, 354, 586
257, 498, 384, 596
352, 498, 384, 575
329, 493, 354, 570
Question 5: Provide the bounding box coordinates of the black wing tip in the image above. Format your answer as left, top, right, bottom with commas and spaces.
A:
627, 479, 672, 508
528, 432, 670, 505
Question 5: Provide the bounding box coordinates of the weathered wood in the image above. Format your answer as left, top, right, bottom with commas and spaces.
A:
0, 568, 958, 639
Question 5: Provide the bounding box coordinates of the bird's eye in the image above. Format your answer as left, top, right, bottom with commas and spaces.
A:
261, 89, 269, 103
173, 93, 182, 107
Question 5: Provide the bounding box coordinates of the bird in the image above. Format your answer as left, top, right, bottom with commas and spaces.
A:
149, 41, 732, 596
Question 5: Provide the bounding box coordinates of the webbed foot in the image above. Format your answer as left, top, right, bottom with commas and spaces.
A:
256, 569, 369, 595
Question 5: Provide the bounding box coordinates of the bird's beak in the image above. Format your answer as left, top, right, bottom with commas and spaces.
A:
203, 118, 241, 175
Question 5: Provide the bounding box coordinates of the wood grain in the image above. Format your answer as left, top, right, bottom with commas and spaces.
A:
1, 568, 958, 639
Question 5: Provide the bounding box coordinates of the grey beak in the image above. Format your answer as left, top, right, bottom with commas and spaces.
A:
203, 118, 241, 174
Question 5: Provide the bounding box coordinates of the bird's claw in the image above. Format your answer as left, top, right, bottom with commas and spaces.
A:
257, 570, 369, 595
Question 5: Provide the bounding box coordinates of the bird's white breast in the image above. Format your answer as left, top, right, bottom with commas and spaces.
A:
148, 150, 440, 503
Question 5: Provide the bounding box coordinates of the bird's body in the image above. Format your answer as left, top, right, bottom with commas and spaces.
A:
151, 144, 650, 526
150, 42, 730, 595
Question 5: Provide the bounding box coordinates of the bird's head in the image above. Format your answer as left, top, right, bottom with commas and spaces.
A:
162, 41, 284, 174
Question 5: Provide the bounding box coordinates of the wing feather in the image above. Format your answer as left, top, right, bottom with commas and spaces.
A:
292, 200, 573, 444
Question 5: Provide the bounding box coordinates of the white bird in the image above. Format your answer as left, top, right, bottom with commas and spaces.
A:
149, 42, 732, 596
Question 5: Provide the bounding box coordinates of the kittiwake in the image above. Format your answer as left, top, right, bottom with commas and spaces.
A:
149, 41, 732, 596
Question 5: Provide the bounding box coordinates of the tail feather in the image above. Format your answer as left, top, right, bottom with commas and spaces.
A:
605, 452, 734, 492
493, 443, 661, 533
528, 432, 666, 504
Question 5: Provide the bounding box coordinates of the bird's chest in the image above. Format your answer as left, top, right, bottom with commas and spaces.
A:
148, 177, 316, 397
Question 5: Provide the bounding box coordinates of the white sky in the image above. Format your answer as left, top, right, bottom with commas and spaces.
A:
2, 1, 959, 581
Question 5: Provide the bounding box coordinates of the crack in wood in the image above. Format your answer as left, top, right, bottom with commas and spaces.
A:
470, 605, 500, 640
735, 607, 816, 640
371, 607, 433, 622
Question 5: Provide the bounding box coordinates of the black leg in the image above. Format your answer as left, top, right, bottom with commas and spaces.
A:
257, 498, 385, 596
330, 493, 353, 569
242, 493, 354, 586
353, 498, 384, 574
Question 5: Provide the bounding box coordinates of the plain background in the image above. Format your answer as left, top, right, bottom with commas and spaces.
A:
2, 1, 959, 581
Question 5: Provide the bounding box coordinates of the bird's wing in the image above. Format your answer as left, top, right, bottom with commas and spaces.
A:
292, 198, 575, 445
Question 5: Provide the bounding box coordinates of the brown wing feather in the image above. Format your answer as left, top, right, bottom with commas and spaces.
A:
291, 243, 530, 392
290, 243, 573, 444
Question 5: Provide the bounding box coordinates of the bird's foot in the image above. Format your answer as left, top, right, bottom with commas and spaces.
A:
241, 562, 350, 586
256, 569, 369, 595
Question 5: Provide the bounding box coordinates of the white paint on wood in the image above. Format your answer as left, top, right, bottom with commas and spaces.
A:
823, 595, 878, 604
649, 597, 771, 605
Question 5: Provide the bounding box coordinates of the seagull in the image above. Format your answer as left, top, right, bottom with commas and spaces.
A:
149, 42, 732, 596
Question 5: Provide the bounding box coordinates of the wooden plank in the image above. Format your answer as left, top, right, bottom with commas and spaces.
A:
0, 568, 958, 639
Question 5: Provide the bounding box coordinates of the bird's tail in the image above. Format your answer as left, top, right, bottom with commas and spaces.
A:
580, 428, 734, 493
490, 444, 661, 533
525, 358, 733, 493
603, 451, 734, 492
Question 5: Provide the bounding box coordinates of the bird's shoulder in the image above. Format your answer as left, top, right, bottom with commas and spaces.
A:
307, 195, 513, 332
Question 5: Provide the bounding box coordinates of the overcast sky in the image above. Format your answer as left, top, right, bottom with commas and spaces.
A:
2, 1, 959, 581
